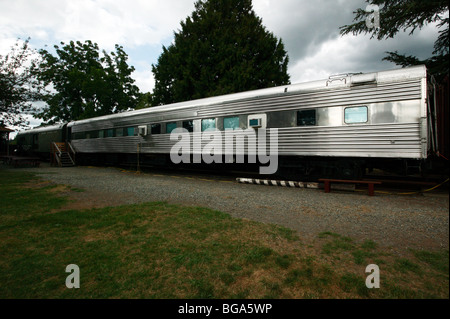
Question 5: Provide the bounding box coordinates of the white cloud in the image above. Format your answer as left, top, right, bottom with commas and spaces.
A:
132, 62, 155, 94
1, 0, 197, 99
289, 34, 381, 84
0, 0, 195, 51
289, 24, 438, 85
253, 0, 441, 84
1, 0, 444, 96
7, 114, 44, 139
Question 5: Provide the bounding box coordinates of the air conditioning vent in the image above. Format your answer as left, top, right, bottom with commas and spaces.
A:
138, 125, 147, 136
249, 118, 262, 128
248, 114, 267, 129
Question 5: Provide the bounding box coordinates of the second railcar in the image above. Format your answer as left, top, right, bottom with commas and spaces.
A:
15, 124, 68, 160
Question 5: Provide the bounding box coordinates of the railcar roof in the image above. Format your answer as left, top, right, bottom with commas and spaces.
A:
68, 65, 426, 127
16, 123, 65, 135
17, 65, 426, 133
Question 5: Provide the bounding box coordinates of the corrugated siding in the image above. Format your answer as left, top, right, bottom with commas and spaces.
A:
71, 80, 421, 133
73, 122, 422, 159
197, 80, 421, 117
275, 123, 422, 158
70, 77, 426, 159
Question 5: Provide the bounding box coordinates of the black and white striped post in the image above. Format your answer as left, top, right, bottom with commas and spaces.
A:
236, 177, 320, 189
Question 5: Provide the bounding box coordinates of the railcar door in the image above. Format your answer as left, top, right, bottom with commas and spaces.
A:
63, 124, 71, 143
32, 133, 39, 151
67, 126, 72, 142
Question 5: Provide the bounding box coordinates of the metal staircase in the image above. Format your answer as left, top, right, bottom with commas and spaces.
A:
51, 142, 76, 167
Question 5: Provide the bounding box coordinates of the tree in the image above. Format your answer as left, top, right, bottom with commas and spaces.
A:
0, 38, 42, 128
151, 0, 290, 106
35, 40, 140, 123
135, 92, 154, 110
340, 0, 449, 80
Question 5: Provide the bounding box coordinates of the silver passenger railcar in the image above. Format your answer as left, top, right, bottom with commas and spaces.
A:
16, 65, 440, 180
67, 65, 432, 179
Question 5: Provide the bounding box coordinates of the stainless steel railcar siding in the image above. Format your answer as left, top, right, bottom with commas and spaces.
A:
69, 65, 428, 159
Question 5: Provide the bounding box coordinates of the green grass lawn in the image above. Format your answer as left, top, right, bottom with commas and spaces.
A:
0, 169, 448, 299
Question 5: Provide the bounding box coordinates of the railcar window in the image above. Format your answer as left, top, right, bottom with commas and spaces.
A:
125, 127, 135, 136
344, 106, 368, 124
151, 123, 161, 134
183, 120, 193, 132
201, 118, 216, 131
115, 128, 124, 137
98, 130, 105, 138
297, 110, 316, 126
73, 132, 85, 139
166, 122, 177, 134
106, 129, 114, 138
224, 116, 239, 130
88, 131, 99, 139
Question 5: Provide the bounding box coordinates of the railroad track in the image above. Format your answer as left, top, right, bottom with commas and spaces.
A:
119, 163, 449, 194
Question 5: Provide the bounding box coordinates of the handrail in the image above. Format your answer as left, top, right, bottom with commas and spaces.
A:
52, 142, 62, 167
68, 142, 76, 156
51, 142, 76, 167
67, 142, 76, 165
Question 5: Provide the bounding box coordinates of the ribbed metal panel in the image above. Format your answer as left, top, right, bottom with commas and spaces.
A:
68, 66, 427, 160
197, 80, 421, 117
70, 80, 421, 133
72, 136, 140, 154
73, 122, 422, 159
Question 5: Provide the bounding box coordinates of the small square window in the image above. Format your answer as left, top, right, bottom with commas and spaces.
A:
183, 120, 193, 132
106, 129, 114, 138
90, 131, 98, 139
297, 110, 316, 126
125, 127, 135, 136
224, 116, 239, 130
72, 133, 80, 140
115, 128, 124, 137
201, 118, 216, 131
345, 106, 368, 124
151, 123, 161, 134
166, 122, 177, 134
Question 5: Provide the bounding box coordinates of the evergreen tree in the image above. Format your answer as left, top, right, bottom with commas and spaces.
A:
340, 0, 449, 80
151, 0, 290, 106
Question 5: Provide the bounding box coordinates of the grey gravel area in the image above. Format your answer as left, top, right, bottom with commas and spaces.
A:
16, 164, 449, 252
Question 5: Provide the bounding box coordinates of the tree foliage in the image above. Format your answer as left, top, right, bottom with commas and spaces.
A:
151, 0, 290, 106
0, 38, 42, 128
35, 40, 140, 123
135, 92, 154, 110
340, 0, 449, 79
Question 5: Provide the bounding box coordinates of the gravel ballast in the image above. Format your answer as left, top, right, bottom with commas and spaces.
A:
16, 164, 449, 252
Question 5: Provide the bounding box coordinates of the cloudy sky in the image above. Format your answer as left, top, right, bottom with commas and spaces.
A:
0, 0, 444, 128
